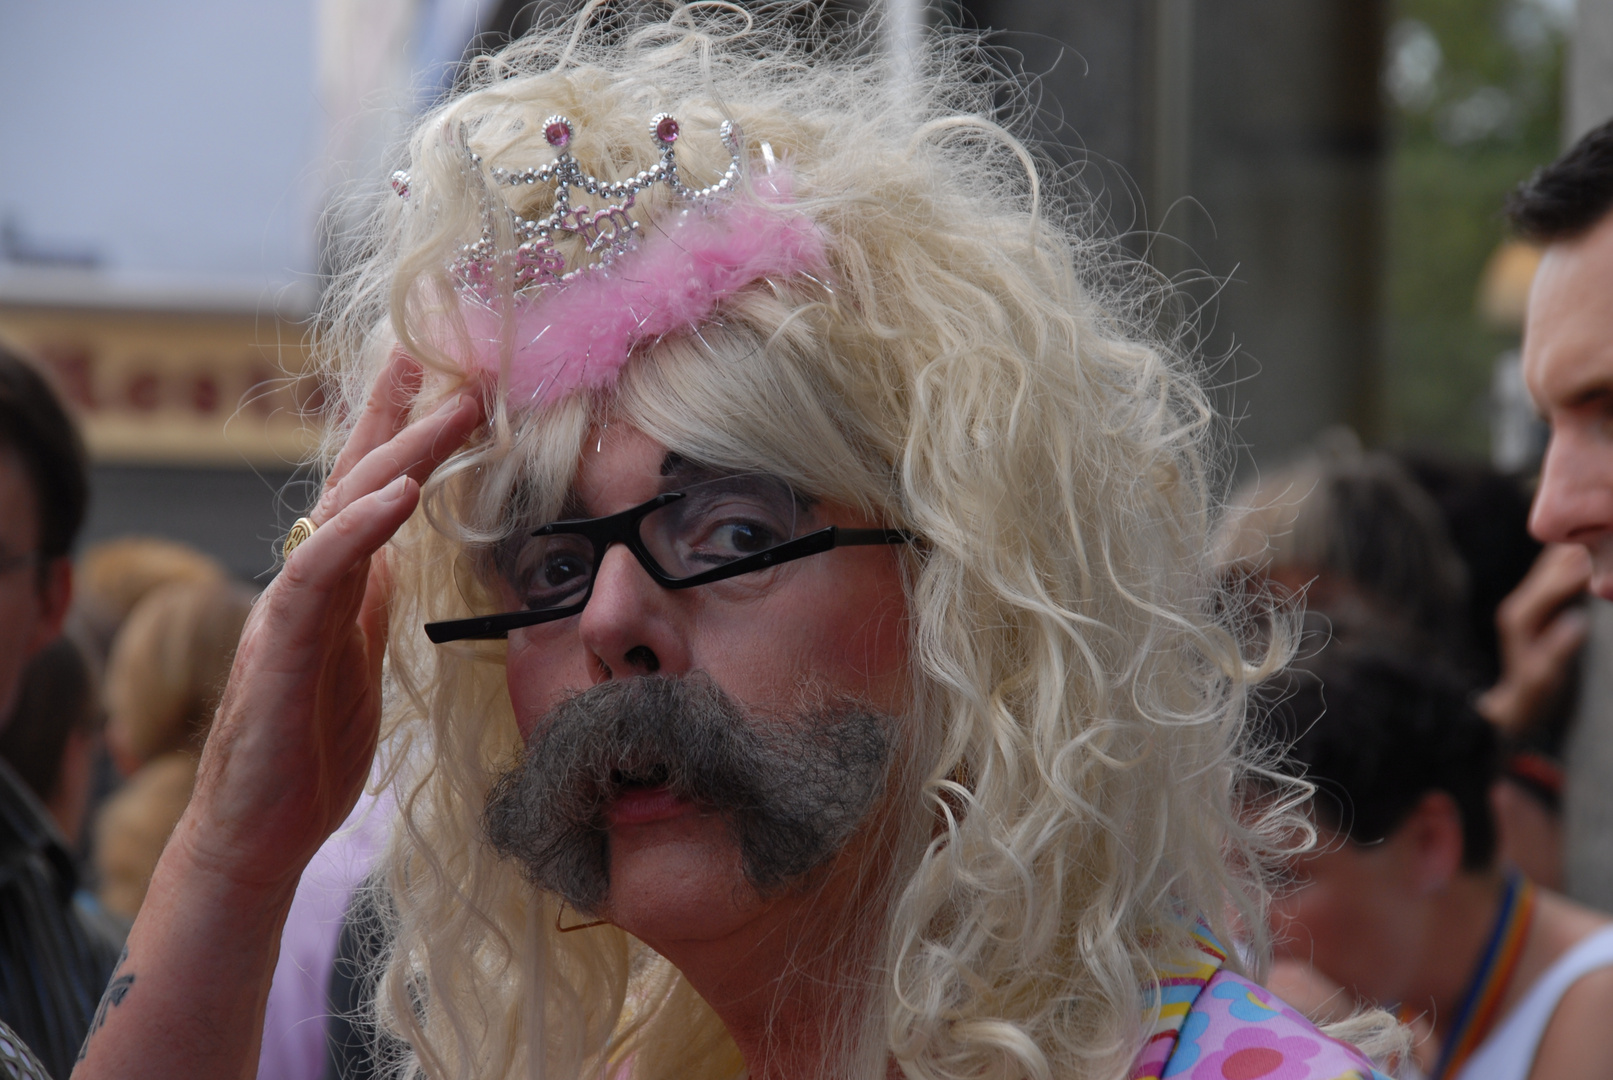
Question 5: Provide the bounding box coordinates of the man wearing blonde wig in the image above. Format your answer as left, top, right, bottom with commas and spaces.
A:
74, 8, 1390, 1080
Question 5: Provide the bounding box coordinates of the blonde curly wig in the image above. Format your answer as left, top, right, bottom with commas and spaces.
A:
313, 4, 1299, 1077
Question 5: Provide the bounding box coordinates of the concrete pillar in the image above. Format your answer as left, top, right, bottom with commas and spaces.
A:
956, 0, 1386, 471
1182, 0, 1387, 463
952, 0, 1157, 233
1566, 0, 1613, 140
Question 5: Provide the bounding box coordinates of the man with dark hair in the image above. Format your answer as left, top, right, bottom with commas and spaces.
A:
0, 343, 121, 1078
0, 636, 105, 849
1261, 629, 1613, 1080
1507, 119, 1613, 243
1515, 118, 1613, 583
0, 347, 84, 720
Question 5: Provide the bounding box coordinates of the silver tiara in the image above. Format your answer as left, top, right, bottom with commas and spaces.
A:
391, 113, 744, 291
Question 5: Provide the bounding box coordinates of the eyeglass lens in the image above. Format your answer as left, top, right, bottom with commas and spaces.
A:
497, 475, 801, 614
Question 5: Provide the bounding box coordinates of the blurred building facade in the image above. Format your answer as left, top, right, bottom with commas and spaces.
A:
0, 1, 325, 580
0, 289, 312, 581
0, 1, 493, 580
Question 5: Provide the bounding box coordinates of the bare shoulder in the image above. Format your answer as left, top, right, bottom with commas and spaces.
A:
1527, 965, 1613, 1080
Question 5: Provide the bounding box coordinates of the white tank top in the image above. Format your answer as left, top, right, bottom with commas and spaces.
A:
1454, 924, 1613, 1080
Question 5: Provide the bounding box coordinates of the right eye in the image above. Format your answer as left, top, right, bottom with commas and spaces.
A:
507, 535, 594, 610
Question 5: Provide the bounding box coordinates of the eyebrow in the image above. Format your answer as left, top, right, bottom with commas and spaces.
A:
548, 455, 737, 521
547, 455, 816, 528
657, 452, 727, 489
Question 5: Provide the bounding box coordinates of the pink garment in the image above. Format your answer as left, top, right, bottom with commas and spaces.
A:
256, 787, 394, 1080
1146, 971, 1391, 1080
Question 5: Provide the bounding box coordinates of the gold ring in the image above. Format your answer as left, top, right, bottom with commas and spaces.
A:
283, 517, 318, 560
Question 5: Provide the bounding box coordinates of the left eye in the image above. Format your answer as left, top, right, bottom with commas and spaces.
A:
705, 519, 779, 556
639, 478, 801, 577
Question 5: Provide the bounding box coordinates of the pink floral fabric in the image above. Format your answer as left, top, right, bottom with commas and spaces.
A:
1158, 971, 1391, 1080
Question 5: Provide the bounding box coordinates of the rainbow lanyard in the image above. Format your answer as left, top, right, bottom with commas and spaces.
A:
1429, 870, 1537, 1080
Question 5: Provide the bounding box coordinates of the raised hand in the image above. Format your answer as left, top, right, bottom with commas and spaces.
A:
178, 352, 481, 889
73, 352, 483, 1080
1477, 543, 1592, 737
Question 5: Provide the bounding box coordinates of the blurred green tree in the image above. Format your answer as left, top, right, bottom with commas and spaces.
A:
1381, 0, 1567, 452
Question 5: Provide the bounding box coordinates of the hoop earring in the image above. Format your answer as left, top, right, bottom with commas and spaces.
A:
555, 901, 608, 933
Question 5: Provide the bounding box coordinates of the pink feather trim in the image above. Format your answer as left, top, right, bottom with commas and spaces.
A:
457, 171, 827, 407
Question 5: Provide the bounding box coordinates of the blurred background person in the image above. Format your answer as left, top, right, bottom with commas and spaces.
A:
1512, 117, 1613, 585
1219, 437, 1469, 654
93, 576, 253, 919
1256, 631, 1613, 1079
1504, 116, 1613, 909
72, 537, 226, 674
0, 634, 128, 1035
0, 344, 123, 1078
1398, 450, 1578, 891
0, 637, 109, 876
68, 537, 231, 892
1221, 438, 1570, 886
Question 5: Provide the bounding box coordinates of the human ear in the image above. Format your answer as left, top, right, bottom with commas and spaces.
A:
1402, 790, 1466, 894
23, 556, 72, 658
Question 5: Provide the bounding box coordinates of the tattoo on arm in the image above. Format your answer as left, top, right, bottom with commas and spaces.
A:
77, 946, 135, 1063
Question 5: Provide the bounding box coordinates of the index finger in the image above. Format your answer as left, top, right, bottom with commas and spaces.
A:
1531, 544, 1591, 606
1505, 543, 1592, 632
327, 349, 424, 487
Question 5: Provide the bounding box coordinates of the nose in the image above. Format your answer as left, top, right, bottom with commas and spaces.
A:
1530, 426, 1613, 546
576, 543, 691, 682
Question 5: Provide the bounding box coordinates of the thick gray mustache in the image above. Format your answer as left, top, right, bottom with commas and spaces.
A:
483, 674, 891, 915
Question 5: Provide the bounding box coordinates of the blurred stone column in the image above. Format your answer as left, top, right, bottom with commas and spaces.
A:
955, 0, 1386, 473
1560, 0, 1613, 910
1566, 0, 1613, 142
1182, 0, 1386, 464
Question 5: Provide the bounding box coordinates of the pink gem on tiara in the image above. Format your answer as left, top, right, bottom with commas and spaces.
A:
543, 116, 573, 149
652, 113, 679, 148
432, 112, 745, 293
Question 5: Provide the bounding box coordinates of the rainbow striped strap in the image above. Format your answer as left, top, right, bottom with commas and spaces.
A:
1430, 870, 1537, 1080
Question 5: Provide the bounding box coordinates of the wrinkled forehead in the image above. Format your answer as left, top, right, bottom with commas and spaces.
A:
559, 427, 800, 519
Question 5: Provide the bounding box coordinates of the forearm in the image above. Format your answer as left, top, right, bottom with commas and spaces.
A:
70, 818, 300, 1080
63, 364, 478, 1079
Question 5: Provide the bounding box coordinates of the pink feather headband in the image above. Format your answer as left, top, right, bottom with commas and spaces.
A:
397, 114, 829, 408
459, 170, 827, 406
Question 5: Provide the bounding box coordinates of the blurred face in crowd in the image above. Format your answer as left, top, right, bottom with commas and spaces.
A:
1525, 210, 1613, 596
1268, 793, 1465, 1009
495, 425, 912, 953
0, 447, 71, 720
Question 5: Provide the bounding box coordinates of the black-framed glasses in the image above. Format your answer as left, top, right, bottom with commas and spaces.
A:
424, 474, 912, 643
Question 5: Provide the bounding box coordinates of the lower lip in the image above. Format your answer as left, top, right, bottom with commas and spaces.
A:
607, 786, 693, 827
